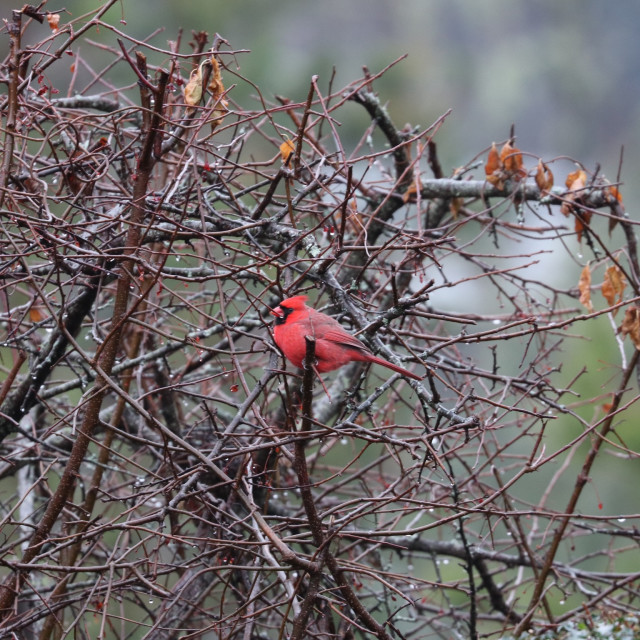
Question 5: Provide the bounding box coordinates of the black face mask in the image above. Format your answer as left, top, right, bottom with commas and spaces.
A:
273, 304, 293, 325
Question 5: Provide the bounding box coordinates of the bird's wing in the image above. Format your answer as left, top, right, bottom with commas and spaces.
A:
320, 328, 370, 353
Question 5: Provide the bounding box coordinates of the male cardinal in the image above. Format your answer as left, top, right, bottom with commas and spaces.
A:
271, 295, 421, 380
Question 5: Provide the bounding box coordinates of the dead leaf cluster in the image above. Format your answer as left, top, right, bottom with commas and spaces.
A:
484, 141, 526, 190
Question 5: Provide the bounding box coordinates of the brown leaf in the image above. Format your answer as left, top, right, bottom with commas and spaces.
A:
565, 169, 587, 191
578, 264, 593, 312
606, 185, 623, 204
207, 54, 228, 130
561, 168, 588, 231
403, 181, 424, 204
279, 138, 295, 166
574, 211, 592, 243
207, 54, 225, 97
500, 142, 524, 177
211, 108, 227, 131
486, 173, 504, 189
485, 141, 526, 188
29, 305, 46, 323
46, 13, 60, 32
605, 185, 624, 235
620, 306, 640, 350
485, 142, 500, 177
534, 160, 553, 193
449, 197, 463, 219
184, 66, 203, 107
601, 265, 625, 313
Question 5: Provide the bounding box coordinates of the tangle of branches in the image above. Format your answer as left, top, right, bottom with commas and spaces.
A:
0, 4, 639, 640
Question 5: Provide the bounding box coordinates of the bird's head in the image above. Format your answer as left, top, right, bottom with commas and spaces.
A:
270, 295, 309, 324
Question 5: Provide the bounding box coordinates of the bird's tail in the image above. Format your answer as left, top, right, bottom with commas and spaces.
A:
368, 355, 422, 380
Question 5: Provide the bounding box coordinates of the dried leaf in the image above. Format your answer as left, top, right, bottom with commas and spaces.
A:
565, 169, 587, 191
29, 305, 46, 323
607, 185, 623, 204
207, 54, 228, 130
485, 173, 503, 189
209, 104, 228, 131
561, 168, 588, 229
535, 160, 553, 193
485, 143, 500, 177
46, 13, 60, 32
184, 66, 203, 107
500, 142, 523, 175
403, 181, 424, 204
485, 141, 525, 189
207, 54, 225, 96
578, 264, 593, 312
574, 211, 593, 243
620, 306, 640, 350
279, 138, 295, 166
601, 265, 625, 313
449, 197, 463, 219
605, 185, 624, 235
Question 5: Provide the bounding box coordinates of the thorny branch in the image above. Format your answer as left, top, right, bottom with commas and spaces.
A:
0, 7, 639, 640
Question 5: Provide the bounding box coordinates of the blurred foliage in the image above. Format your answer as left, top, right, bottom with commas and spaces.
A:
6, 0, 637, 184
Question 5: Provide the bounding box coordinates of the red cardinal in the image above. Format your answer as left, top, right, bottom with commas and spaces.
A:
271, 295, 421, 380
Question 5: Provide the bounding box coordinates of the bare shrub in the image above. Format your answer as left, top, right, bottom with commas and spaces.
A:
0, 5, 638, 640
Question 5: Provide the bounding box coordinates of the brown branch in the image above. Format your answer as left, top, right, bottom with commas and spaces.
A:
289, 336, 393, 640
37, 280, 155, 640
0, 63, 169, 625
0, 285, 99, 442
293, 77, 316, 177
350, 89, 413, 191
0, 11, 22, 210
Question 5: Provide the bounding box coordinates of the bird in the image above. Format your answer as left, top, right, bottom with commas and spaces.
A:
271, 295, 421, 380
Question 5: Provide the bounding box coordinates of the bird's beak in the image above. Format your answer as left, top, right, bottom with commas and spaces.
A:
270, 306, 283, 318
